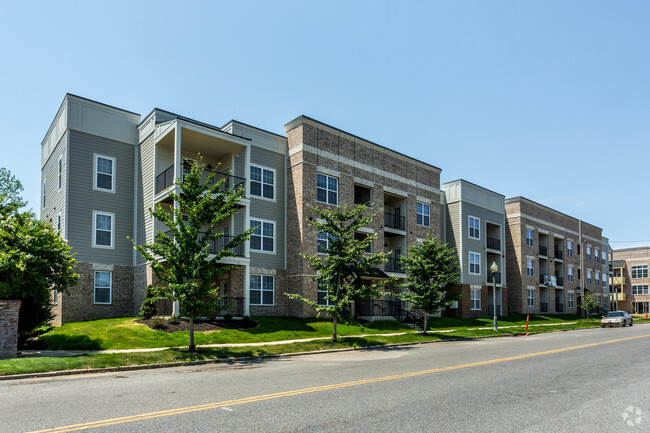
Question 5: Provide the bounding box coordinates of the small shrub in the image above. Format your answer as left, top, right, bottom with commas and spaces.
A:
168, 315, 180, 325
140, 285, 159, 319
150, 317, 167, 329
242, 315, 253, 323
224, 313, 233, 321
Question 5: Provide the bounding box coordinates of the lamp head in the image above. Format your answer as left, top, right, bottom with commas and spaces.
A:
491, 262, 498, 273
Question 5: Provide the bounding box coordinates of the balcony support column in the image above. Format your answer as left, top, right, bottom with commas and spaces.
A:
243, 262, 250, 317
172, 123, 182, 317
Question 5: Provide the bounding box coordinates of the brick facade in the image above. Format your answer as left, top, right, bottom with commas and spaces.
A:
0, 300, 21, 358
612, 247, 650, 314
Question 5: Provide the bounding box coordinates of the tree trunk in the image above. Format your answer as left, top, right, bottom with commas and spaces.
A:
332, 317, 338, 342
189, 315, 196, 352
423, 312, 428, 336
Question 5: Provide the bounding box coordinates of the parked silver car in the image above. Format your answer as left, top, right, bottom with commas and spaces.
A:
601, 311, 633, 327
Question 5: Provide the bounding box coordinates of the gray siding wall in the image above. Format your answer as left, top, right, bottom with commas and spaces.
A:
136, 134, 155, 264
67, 130, 135, 265
461, 202, 505, 284
249, 146, 286, 270
446, 202, 460, 253
41, 131, 68, 237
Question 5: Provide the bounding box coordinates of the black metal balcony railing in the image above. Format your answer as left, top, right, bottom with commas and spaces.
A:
555, 276, 564, 286
540, 302, 549, 313
219, 297, 245, 317
356, 299, 404, 321
539, 245, 548, 256
555, 302, 564, 313
487, 272, 501, 284
384, 212, 406, 231
540, 275, 547, 285
385, 257, 404, 273
554, 248, 563, 260
486, 237, 501, 251
155, 165, 247, 195
156, 231, 245, 257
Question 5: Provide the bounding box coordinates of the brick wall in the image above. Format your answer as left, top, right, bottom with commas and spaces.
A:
0, 300, 21, 358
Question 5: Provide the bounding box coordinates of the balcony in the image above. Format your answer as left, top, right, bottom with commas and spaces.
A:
555, 276, 564, 287
155, 166, 247, 195
609, 293, 626, 302
614, 276, 625, 286
385, 256, 405, 273
487, 272, 501, 284
384, 212, 406, 231
219, 297, 245, 317
156, 231, 245, 257
486, 237, 501, 251
554, 248, 563, 260
540, 302, 549, 313
555, 302, 564, 313
539, 245, 548, 256
540, 275, 547, 285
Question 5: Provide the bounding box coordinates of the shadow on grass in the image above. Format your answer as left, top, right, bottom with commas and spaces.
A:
38, 334, 104, 351
243, 316, 324, 335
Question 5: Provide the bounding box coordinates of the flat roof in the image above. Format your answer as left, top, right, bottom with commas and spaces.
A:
443, 178, 505, 197
505, 196, 602, 231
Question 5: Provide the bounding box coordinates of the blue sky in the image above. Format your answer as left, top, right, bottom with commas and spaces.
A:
1, 1, 648, 248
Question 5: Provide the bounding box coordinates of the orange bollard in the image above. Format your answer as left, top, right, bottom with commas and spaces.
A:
526, 314, 529, 331
646, 313, 648, 321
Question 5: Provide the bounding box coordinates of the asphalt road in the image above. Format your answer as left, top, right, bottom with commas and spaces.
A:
2, 325, 650, 433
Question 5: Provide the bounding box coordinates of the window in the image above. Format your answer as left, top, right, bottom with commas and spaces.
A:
527, 259, 534, 277
250, 165, 275, 200
469, 216, 480, 239
470, 288, 481, 310
595, 272, 600, 286
527, 289, 535, 307
587, 270, 592, 285
632, 285, 649, 295
586, 246, 591, 261
317, 173, 338, 205
603, 277, 607, 288
595, 249, 600, 263
42, 180, 46, 208
94, 271, 112, 304
568, 267, 574, 282
250, 219, 275, 253
318, 231, 335, 254
567, 241, 573, 256
603, 297, 607, 310
469, 252, 481, 275
53, 289, 58, 305
568, 293, 575, 309
317, 280, 334, 306
602, 256, 607, 266
94, 154, 115, 192
250, 274, 274, 305
631, 265, 648, 279
92, 211, 114, 248
526, 229, 534, 247
56, 213, 62, 233
58, 156, 63, 191
417, 202, 430, 227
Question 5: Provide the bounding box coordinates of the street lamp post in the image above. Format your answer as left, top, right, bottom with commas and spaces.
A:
491, 261, 499, 331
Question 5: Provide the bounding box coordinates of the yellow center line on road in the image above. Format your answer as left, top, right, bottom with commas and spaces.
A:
27, 333, 650, 433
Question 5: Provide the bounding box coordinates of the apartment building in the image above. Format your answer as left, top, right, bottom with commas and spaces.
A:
41, 95, 444, 324
442, 180, 507, 318
611, 247, 650, 314
504, 197, 606, 315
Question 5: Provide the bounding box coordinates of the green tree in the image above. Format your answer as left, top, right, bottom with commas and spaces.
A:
286, 204, 388, 342
578, 291, 599, 320
134, 159, 251, 352
399, 235, 460, 335
0, 168, 78, 345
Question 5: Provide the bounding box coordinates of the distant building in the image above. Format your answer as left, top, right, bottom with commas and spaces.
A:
611, 247, 650, 314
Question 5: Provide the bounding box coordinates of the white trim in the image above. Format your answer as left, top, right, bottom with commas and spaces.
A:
317, 172, 338, 205
57, 155, 63, 192
249, 274, 275, 306
469, 251, 481, 275
249, 163, 277, 202
93, 270, 112, 304
249, 217, 276, 254
92, 210, 115, 249
416, 201, 431, 227
93, 153, 116, 193
468, 215, 480, 240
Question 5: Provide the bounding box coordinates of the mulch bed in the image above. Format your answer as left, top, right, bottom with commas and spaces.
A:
136, 317, 257, 333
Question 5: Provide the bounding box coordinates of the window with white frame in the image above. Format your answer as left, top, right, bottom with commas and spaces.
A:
250, 165, 275, 200
526, 229, 534, 247
92, 211, 114, 248
587, 270, 592, 285
603, 297, 607, 310
567, 240, 573, 256
595, 271, 600, 285
631, 265, 648, 279
42, 180, 46, 208
417, 202, 430, 227
469, 252, 481, 275
317, 280, 334, 306
602, 255, 607, 266
632, 285, 649, 295
58, 156, 63, 191
526, 259, 534, 277
568, 292, 575, 308
53, 289, 58, 305
250, 219, 275, 253
527, 289, 535, 307
603, 277, 607, 288
568, 267, 574, 282
250, 274, 274, 305
318, 231, 335, 254
94, 271, 112, 304
595, 249, 600, 263
468, 216, 480, 239
470, 288, 481, 310
586, 246, 591, 261
94, 154, 115, 192
317, 173, 338, 205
